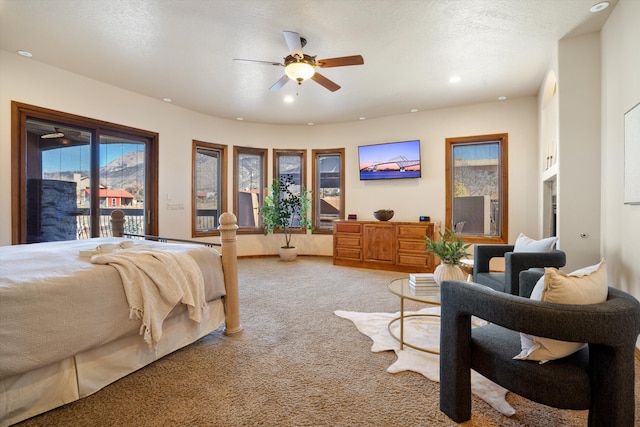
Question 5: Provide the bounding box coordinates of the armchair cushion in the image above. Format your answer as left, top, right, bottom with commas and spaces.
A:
515, 260, 608, 362
513, 233, 558, 252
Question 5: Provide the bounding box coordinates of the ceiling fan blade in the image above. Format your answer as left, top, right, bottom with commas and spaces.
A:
311, 72, 341, 92
41, 132, 65, 139
317, 55, 364, 68
233, 58, 283, 66
283, 31, 304, 58
269, 75, 290, 91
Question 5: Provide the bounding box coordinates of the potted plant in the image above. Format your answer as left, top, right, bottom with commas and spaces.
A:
425, 228, 471, 284
260, 175, 313, 261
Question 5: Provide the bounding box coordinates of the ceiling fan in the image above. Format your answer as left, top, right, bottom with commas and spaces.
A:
41, 127, 80, 139
234, 31, 364, 92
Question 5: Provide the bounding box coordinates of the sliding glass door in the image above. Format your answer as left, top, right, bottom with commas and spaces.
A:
12, 102, 158, 244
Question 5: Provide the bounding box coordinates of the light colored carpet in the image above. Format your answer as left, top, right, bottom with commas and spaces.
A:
334, 306, 516, 417
15, 256, 638, 426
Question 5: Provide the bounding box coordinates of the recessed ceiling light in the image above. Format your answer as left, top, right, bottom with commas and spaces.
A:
449, 76, 461, 83
236, 117, 244, 121
359, 117, 366, 121
284, 96, 294, 103
307, 122, 314, 126
498, 96, 507, 101
590, 1, 609, 12
162, 98, 172, 103
17, 50, 32, 58
410, 109, 418, 113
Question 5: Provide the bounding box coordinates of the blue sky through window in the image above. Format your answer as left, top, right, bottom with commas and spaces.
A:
452, 143, 499, 160
42, 143, 141, 173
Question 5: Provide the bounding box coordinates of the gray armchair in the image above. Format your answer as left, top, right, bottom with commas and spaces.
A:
473, 244, 566, 295
439, 277, 640, 426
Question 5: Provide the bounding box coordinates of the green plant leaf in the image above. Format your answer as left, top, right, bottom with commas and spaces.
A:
259, 175, 314, 248
424, 227, 471, 265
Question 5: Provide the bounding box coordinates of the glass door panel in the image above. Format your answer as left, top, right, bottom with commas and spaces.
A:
99, 135, 146, 236
25, 119, 91, 242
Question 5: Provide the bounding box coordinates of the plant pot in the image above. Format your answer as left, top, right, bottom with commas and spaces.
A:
433, 263, 465, 285
279, 246, 299, 262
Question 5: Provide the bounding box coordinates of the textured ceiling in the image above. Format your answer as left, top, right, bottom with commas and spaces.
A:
0, 0, 615, 125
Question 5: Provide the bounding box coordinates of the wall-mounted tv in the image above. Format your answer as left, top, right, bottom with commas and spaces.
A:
358, 139, 421, 180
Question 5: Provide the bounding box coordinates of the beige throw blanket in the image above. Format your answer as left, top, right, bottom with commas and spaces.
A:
91, 249, 206, 349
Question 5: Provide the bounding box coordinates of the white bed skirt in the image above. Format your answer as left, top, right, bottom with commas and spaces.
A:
0, 299, 225, 427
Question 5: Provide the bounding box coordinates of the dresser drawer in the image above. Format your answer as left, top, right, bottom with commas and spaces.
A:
335, 247, 362, 260
335, 235, 361, 247
334, 222, 362, 234
396, 224, 433, 240
397, 239, 426, 252
397, 253, 433, 269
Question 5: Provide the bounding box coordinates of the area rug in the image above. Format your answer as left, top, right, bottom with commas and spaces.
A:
334, 306, 517, 417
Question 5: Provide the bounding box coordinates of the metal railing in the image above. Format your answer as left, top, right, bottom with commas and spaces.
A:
76, 209, 145, 239
75, 208, 219, 239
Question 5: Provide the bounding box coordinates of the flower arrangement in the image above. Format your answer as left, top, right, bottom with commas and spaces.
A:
425, 228, 471, 265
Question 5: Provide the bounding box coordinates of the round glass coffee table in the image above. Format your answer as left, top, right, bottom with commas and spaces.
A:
387, 277, 441, 354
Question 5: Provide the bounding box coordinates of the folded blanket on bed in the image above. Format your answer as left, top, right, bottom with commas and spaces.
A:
91, 249, 206, 349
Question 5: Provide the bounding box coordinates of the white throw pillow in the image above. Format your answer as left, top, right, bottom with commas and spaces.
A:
514, 259, 608, 363
513, 233, 558, 252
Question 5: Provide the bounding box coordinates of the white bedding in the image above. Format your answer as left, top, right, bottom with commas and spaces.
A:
0, 237, 226, 379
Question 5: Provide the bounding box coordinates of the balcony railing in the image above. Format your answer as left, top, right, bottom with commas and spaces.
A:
75, 208, 220, 239
76, 208, 145, 239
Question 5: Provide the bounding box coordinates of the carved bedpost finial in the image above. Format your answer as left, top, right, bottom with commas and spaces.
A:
218, 212, 242, 335
111, 210, 125, 237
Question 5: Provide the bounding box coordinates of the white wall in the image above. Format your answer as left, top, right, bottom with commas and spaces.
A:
601, 0, 640, 299
0, 49, 539, 256
556, 32, 603, 272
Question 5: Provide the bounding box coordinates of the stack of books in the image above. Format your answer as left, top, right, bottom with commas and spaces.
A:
408, 273, 439, 296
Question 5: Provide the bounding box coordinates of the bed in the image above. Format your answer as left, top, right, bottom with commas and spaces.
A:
0, 211, 240, 426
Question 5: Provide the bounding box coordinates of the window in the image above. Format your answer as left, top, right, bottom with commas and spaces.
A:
273, 149, 308, 233
312, 148, 345, 233
233, 146, 267, 232
274, 149, 306, 186
11, 102, 158, 244
445, 133, 508, 244
192, 140, 227, 237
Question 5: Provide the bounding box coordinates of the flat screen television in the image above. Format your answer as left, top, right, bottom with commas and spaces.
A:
358, 139, 421, 180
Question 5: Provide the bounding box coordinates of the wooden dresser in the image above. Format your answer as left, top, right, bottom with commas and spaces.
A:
333, 220, 435, 273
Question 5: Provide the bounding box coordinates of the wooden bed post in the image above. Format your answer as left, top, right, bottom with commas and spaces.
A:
219, 212, 242, 335
111, 210, 125, 237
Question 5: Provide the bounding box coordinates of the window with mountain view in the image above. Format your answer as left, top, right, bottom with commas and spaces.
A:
274, 149, 307, 231
312, 148, 344, 232
11, 102, 158, 244
445, 133, 508, 244
192, 140, 226, 237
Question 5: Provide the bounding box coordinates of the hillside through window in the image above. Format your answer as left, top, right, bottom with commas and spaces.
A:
312, 148, 344, 232
192, 140, 226, 237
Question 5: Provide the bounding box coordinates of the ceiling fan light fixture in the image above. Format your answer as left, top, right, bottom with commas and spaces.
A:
285, 61, 315, 82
